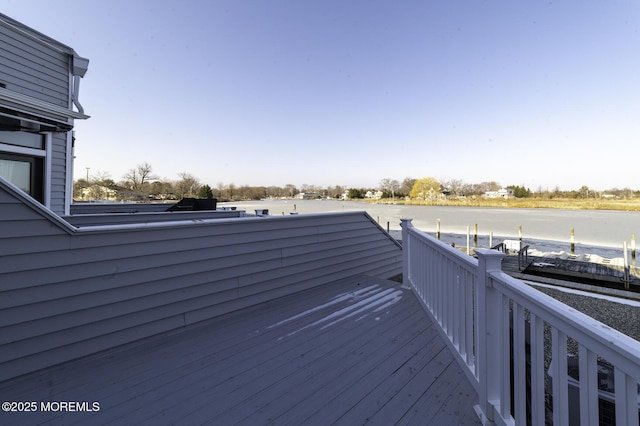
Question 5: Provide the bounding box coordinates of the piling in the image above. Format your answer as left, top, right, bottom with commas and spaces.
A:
623, 241, 630, 289
437, 219, 441, 240
518, 226, 522, 242
489, 232, 493, 248
474, 224, 478, 248
570, 228, 575, 254
632, 233, 636, 267
466, 226, 470, 255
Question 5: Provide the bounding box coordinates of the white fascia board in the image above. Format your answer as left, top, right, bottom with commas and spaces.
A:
0, 143, 45, 157
0, 88, 90, 123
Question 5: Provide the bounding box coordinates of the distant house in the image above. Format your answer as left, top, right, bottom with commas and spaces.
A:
365, 190, 383, 200
0, 12, 89, 215
80, 184, 119, 201
295, 192, 321, 200
484, 188, 514, 198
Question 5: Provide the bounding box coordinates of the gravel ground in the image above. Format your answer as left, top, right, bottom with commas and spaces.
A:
533, 286, 640, 343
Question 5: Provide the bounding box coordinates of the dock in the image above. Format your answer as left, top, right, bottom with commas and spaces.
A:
501, 254, 640, 298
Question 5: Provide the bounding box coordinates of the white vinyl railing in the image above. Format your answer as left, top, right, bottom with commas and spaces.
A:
401, 218, 640, 426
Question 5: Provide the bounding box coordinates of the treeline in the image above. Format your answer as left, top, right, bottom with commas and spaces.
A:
73, 162, 640, 202
504, 185, 640, 199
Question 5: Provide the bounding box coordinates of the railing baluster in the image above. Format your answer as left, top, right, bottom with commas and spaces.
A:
401, 220, 640, 426
614, 367, 639, 426
471, 270, 478, 377
451, 261, 457, 341
514, 303, 527, 425
500, 292, 511, 419
466, 269, 474, 369
552, 328, 569, 426
453, 263, 459, 344
578, 344, 598, 426
530, 313, 545, 426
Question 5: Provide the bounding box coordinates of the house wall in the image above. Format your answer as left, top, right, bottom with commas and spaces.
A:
0, 17, 70, 106
50, 132, 70, 213
0, 180, 402, 382
0, 14, 87, 216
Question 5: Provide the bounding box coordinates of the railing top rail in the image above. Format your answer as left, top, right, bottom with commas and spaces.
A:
489, 268, 640, 379
405, 221, 477, 270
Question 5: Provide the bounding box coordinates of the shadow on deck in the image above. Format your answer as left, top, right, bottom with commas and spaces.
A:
0, 276, 479, 425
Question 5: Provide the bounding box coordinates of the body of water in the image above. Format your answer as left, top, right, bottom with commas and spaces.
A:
219, 199, 640, 259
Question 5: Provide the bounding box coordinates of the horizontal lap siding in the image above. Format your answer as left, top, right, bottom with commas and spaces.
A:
0, 189, 402, 381
49, 133, 68, 214
0, 190, 69, 240
0, 20, 74, 214
0, 24, 70, 106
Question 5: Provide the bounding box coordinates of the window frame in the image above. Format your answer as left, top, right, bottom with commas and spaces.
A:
0, 132, 49, 204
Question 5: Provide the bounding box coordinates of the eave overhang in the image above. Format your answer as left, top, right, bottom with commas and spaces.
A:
0, 88, 89, 132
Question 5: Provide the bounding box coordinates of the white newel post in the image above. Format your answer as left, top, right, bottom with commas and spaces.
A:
400, 218, 413, 290
475, 249, 506, 425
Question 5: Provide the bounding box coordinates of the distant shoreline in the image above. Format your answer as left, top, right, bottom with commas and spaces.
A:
367, 197, 640, 212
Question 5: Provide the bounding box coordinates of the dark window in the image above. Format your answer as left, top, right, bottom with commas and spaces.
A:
0, 152, 44, 202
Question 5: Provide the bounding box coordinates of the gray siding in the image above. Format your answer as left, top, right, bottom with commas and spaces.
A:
70, 203, 177, 215
49, 132, 68, 214
0, 181, 402, 382
0, 18, 70, 106
0, 14, 82, 215
63, 210, 245, 227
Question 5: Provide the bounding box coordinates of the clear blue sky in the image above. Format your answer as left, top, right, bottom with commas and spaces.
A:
3, 1, 640, 191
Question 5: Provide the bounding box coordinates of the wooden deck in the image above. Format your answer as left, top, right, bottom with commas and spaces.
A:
0, 276, 479, 426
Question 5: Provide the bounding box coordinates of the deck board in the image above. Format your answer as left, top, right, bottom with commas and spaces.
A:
0, 275, 479, 426
280, 320, 442, 425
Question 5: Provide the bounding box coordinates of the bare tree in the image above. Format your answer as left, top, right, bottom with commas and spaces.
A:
301, 183, 321, 193
579, 185, 591, 199
123, 162, 157, 192
326, 185, 345, 199
92, 170, 112, 185
380, 178, 400, 199
400, 177, 416, 197
284, 184, 297, 198
175, 172, 200, 198
441, 178, 464, 196
228, 183, 236, 200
